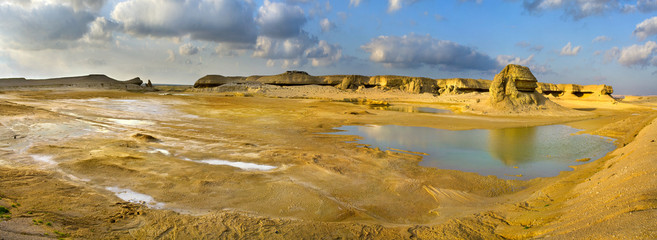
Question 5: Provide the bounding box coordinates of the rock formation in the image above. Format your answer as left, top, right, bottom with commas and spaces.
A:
0, 75, 147, 90
192, 69, 614, 102
488, 64, 552, 112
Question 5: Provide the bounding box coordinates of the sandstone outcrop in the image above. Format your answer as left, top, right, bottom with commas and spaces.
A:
0, 75, 147, 90
488, 64, 553, 112
193, 75, 246, 88
436, 78, 490, 94
192, 69, 614, 102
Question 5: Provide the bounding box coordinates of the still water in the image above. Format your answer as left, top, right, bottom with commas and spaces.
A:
330, 125, 615, 179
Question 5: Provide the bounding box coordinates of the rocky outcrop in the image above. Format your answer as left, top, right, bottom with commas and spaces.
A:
192, 70, 614, 101
436, 78, 491, 94
368, 76, 437, 93
537, 83, 614, 100
193, 75, 246, 88
489, 64, 550, 111
0, 75, 148, 90
254, 71, 323, 85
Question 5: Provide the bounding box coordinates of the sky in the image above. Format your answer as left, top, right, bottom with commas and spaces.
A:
1, 0, 657, 95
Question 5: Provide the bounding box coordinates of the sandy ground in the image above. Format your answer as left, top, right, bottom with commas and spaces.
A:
0, 87, 655, 239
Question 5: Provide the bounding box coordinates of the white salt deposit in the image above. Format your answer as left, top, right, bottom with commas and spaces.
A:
148, 148, 171, 156
31, 155, 56, 165
106, 118, 154, 126
106, 186, 165, 209
196, 159, 276, 171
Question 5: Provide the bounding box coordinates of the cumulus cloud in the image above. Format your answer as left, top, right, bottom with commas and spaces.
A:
82, 17, 119, 45
253, 32, 342, 67
360, 34, 497, 70
320, 18, 336, 32
0, 2, 95, 49
387, 0, 421, 12
2, 0, 108, 12
496, 54, 535, 66
560, 42, 581, 56
111, 0, 257, 43
521, 0, 654, 20
614, 41, 657, 67
637, 0, 657, 12
256, 0, 307, 39
179, 43, 199, 56
634, 16, 657, 41
593, 35, 611, 42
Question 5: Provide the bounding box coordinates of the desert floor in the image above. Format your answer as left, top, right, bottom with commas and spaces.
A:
0, 87, 656, 239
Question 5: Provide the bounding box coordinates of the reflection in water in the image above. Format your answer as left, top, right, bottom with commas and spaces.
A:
328, 125, 615, 180
488, 128, 536, 166
371, 105, 452, 114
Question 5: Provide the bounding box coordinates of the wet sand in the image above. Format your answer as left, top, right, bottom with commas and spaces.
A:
0, 89, 655, 239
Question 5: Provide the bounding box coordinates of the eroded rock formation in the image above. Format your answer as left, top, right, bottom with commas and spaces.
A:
0, 75, 147, 90
192, 69, 615, 101
488, 64, 551, 111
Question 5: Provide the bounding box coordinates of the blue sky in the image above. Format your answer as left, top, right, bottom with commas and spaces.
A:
1, 0, 657, 94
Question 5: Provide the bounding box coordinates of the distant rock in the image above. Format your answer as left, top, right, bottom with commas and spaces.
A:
193, 75, 246, 88
0, 74, 149, 91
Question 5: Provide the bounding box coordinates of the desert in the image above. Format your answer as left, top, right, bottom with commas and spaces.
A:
0, 64, 655, 239
2, 1, 657, 239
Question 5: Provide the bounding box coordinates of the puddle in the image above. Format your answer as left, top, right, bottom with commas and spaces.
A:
372, 105, 452, 114
328, 125, 615, 180
188, 159, 276, 171
106, 186, 165, 209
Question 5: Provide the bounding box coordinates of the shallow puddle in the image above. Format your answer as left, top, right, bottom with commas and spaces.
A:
372, 105, 452, 114
329, 125, 615, 179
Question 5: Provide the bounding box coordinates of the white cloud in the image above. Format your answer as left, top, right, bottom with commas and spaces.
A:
349, 0, 362, 7
320, 18, 336, 32
634, 16, 657, 41
593, 35, 611, 42
252, 32, 342, 67
360, 34, 497, 70
256, 0, 307, 39
388, 0, 402, 12
111, 0, 257, 43
82, 17, 119, 45
522, 0, 647, 20
496, 54, 535, 66
560, 42, 581, 56
179, 43, 199, 56
617, 41, 657, 67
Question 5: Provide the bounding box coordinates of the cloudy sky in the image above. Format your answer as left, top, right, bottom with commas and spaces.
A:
1, 0, 657, 94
